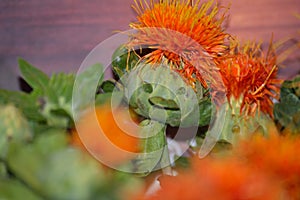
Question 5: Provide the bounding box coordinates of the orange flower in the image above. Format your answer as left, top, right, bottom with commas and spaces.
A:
237, 134, 300, 198
134, 135, 300, 199
128, 0, 229, 89
218, 41, 282, 117
71, 104, 140, 166
137, 157, 283, 200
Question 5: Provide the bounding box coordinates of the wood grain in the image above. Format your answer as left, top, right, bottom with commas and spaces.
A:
0, 0, 299, 90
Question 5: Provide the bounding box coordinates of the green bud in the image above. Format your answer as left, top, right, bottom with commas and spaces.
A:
121, 62, 211, 127
111, 45, 139, 79
0, 104, 32, 160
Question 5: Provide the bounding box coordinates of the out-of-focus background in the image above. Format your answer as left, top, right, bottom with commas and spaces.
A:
0, 0, 299, 90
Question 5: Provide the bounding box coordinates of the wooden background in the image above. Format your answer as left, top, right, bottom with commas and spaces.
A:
0, 0, 299, 90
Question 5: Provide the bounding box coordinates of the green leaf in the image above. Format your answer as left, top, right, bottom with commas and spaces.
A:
0, 178, 42, 200
280, 75, 300, 98
17, 59, 76, 129
72, 63, 104, 115
274, 75, 300, 134
40, 105, 71, 128
16, 59, 78, 129
14, 60, 106, 130
48, 72, 75, 104
18, 58, 49, 93
38, 73, 76, 129
274, 93, 300, 126
0, 89, 45, 122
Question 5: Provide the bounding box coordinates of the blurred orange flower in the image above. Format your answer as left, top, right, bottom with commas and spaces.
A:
128, 0, 229, 89
134, 134, 300, 200
218, 41, 282, 117
237, 134, 300, 198
71, 104, 140, 166
139, 157, 283, 200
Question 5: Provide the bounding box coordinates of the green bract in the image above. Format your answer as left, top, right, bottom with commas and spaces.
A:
217, 100, 273, 145
199, 96, 275, 158
119, 62, 211, 127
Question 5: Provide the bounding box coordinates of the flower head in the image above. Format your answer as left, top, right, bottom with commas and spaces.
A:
128, 0, 229, 89
218, 41, 282, 117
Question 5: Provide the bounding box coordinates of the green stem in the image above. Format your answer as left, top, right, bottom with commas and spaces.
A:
160, 135, 174, 176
